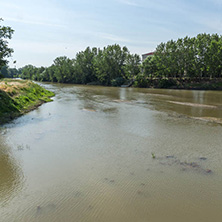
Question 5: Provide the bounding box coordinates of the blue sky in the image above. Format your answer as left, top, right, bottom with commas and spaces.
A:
1, 0, 222, 68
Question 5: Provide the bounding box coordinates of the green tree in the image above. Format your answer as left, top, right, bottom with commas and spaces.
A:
142, 56, 158, 79
21, 65, 37, 80
75, 47, 98, 84
124, 53, 141, 80
94, 44, 129, 85
0, 65, 9, 77
144, 33, 222, 80
195, 33, 211, 78
33, 66, 45, 81
0, 18, 14, 70
206, 34, 222, 78
53, 56, 74, 83
8, 67, 20, 78
43, 65, 56, 82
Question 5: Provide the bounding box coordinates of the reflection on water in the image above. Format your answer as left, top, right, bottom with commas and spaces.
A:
0, 84, 222, 222
0, 134, 23, 206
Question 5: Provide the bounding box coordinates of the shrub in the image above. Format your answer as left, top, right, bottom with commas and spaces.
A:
157, 79, 177, 88
134, 74, 149, 88
111, 77, 125, 87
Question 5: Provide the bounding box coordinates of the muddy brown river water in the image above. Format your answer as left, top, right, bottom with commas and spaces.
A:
0, 83, 222, 222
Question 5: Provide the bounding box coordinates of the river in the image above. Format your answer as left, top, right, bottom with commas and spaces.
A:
0, 83, 222, 222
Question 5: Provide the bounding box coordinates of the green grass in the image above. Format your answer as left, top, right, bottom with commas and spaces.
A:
0, 79, 55, 124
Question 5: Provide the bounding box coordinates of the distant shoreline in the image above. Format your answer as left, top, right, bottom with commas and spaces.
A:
132, 78, 222, 90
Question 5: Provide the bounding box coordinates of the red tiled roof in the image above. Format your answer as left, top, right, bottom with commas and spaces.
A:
143, 52, 155, 56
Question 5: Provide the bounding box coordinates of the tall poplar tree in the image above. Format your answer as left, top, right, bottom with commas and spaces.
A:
0, 19, 14, 70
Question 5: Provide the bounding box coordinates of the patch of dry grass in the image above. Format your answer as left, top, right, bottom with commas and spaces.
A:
0, 79, 54, 124
0, 79, 33, 97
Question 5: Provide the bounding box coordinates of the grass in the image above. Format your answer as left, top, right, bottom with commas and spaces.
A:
0, 79, 55, 124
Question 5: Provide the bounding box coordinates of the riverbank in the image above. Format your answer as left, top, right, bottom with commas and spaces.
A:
0, 79, 55, 124
134, 77, 222, 90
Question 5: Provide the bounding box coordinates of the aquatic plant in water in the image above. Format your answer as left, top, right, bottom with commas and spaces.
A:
151, 153, 156, 159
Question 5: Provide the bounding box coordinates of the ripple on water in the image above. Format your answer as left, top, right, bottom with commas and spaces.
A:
1, 85, 222, 222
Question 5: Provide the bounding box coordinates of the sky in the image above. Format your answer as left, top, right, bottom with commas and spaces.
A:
1, 0, 222, 68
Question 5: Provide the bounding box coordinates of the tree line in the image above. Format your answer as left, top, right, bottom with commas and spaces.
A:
1, 31, 222, 88
142, 33, 222, 80
2, 45, 141, 87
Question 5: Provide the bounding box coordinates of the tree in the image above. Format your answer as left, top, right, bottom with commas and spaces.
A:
94, 44, 129, 85
206, 34, 222, 78
21, 65, 37, 80
53, 56, 74, 83
124, 53, 141, 80
0, 65, 9, 77
8, 67, 20, 78
143, 33, 222, 80
75, 47, 98, 84
142, 56, 157, 79
0, 18, 14, 70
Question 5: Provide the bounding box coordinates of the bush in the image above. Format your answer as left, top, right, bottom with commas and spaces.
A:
157, 79, 178, 88
134, 74, 149, 88
111, 77, 125, 87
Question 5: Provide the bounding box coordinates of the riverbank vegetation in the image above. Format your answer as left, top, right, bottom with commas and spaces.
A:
5, 44, 141, 87
0, 79, 54, 124
1, 33, 222, 89
140, 33, 222, 89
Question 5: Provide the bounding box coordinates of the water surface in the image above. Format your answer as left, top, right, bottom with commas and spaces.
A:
0, 84, 222, 222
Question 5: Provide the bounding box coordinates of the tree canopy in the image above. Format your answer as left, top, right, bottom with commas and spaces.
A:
142, 33, 222, 79
4, 32, 222, 89
17, 44, 141, 86
0, 18, 14, 70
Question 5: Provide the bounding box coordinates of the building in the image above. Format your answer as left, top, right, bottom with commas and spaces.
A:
142, 52, 155, 62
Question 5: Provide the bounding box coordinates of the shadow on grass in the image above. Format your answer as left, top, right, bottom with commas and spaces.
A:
0, 89, 20, 124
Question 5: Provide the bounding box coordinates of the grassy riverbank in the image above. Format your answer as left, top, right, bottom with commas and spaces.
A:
134, 77, 222, 90
0, 79, 54, 124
